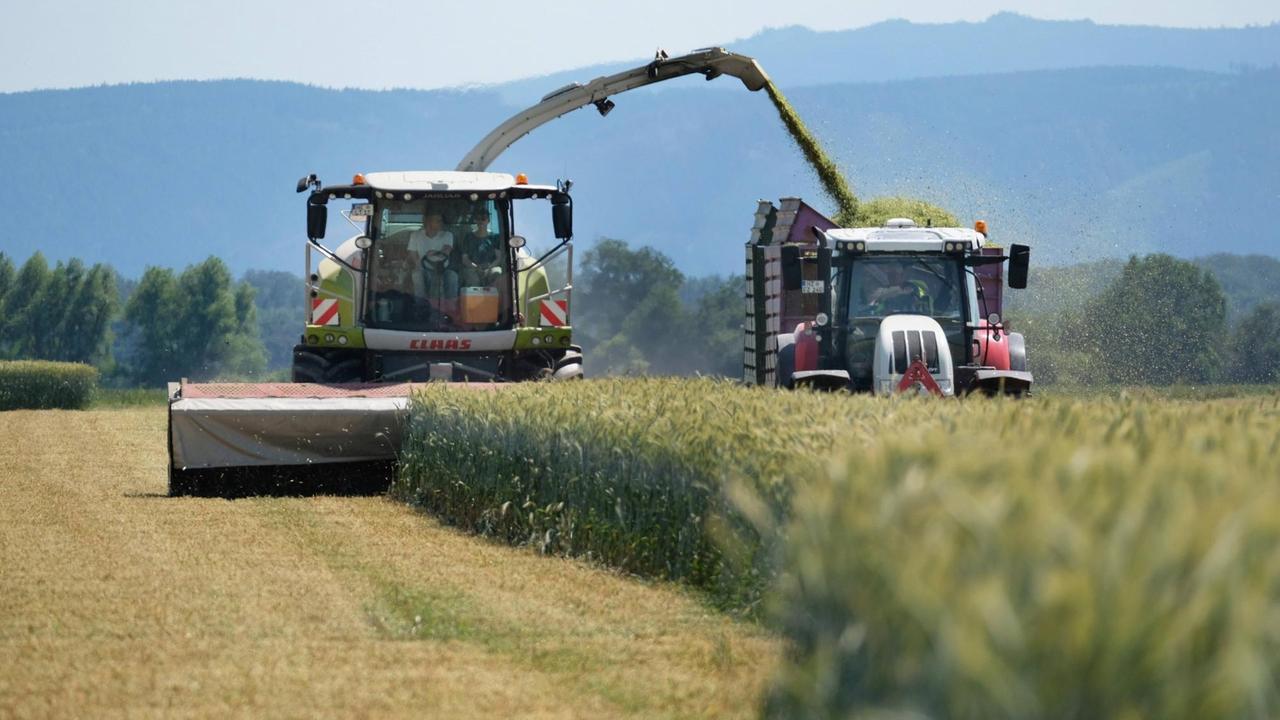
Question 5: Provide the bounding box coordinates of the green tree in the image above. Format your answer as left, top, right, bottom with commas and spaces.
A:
124, 259, 267, 385
577, 239, 688, 374
1228, 302, 1280, 384
221, 280, 267, 378
1, 252, 51, 359
1080, 254, 1227, 384
56, 263, 120, 365
243, 269, 303, 370
0, 252, 14, 306
689, 276, 745, 377
34, 259, 85, 360
124, 266, 180, 385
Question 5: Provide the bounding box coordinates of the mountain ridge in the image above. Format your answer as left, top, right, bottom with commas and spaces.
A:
1, 17, 1276, 277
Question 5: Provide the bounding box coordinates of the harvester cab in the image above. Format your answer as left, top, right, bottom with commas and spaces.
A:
745, 199, 1033, 396
297, 171, 580, 384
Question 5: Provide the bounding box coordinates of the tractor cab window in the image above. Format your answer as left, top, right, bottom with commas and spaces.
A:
366, 197, 511, 332
842, 255, 968, 388
847, 256, 965, 322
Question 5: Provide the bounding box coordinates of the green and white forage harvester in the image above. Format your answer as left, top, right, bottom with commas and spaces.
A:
744, 199, 1034, 396
166, 48, 769, 494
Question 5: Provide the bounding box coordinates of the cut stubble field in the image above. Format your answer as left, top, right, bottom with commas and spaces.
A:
0, 408, 778, 718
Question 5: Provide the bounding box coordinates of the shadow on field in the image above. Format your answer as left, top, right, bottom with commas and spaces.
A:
166, 461, 396, 499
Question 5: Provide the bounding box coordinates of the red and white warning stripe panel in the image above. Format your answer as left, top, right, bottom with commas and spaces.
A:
311, 298, 340, 326
539, 299, 568, 327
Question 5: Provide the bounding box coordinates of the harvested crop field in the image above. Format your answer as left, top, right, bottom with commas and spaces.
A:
0, 408, 778, 718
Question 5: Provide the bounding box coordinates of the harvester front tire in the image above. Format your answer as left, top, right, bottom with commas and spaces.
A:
292, 347, 365, 383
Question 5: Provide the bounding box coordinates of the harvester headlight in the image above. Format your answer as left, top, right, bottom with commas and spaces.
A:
338, 335, 349, 345
855, 241, 866, 252
531, 336, 541, 346
544, 334, 555, 344
324, 333, 335, 343
560, 336, 570, 346
307, 334, 319, 345
469, 193, 479, 201
814, 312, 829, 327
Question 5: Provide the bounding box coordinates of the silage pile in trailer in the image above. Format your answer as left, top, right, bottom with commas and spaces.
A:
0, 360, 98, 410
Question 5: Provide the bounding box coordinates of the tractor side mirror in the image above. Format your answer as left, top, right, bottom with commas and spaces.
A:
307, 201, 327, 240
1008, 244, 1030, 289
551, 196, 573, 239
781, 245, 802, 292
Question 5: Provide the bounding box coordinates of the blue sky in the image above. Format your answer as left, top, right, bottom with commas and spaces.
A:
1, 0, 1277, 93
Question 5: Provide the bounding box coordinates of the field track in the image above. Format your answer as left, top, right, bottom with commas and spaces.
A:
0, 409, 777, 718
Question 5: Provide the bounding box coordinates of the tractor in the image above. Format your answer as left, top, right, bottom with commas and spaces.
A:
745, 198, 1033, 396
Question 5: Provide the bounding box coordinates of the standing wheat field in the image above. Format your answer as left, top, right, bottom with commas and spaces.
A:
0, 408, 778, 718
397, 379, 1280, 718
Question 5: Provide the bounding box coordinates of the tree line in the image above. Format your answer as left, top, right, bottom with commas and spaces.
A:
1015, 254, 1280, 386
577, 242, 1280, 386
0, 252, 268, 386
2, 247, 1277, 387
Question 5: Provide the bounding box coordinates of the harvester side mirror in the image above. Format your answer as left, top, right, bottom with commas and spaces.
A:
1008, 244, 1030, 289
781, 245, 802, 292
307, 202, 327, 240
551, 197, 573, 239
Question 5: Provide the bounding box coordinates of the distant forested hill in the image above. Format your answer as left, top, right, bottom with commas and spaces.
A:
1, 17, 1277, 277
496, 13, 1280, 102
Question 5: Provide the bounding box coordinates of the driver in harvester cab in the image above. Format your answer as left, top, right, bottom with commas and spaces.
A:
408, 211, 458, 300
869, 263, 932, 315
459, 210, 502, 287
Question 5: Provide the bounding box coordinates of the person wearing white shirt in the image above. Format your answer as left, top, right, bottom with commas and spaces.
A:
408, 211, 458, 299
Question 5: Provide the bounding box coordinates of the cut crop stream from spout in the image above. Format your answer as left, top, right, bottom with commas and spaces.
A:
763, 80, 859, 221
763, 80, 957, 229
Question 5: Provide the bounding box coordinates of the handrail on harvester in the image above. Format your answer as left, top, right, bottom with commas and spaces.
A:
456, 47, 769, 172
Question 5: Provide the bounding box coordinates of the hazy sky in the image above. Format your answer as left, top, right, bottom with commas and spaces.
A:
2, 0, 1276, 93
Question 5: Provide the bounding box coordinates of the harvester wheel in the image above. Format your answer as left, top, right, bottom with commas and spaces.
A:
292, 347, 365, 383
326, 358, 364, 383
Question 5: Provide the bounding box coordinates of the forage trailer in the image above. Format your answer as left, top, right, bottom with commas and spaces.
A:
744, 198, 1033, 396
